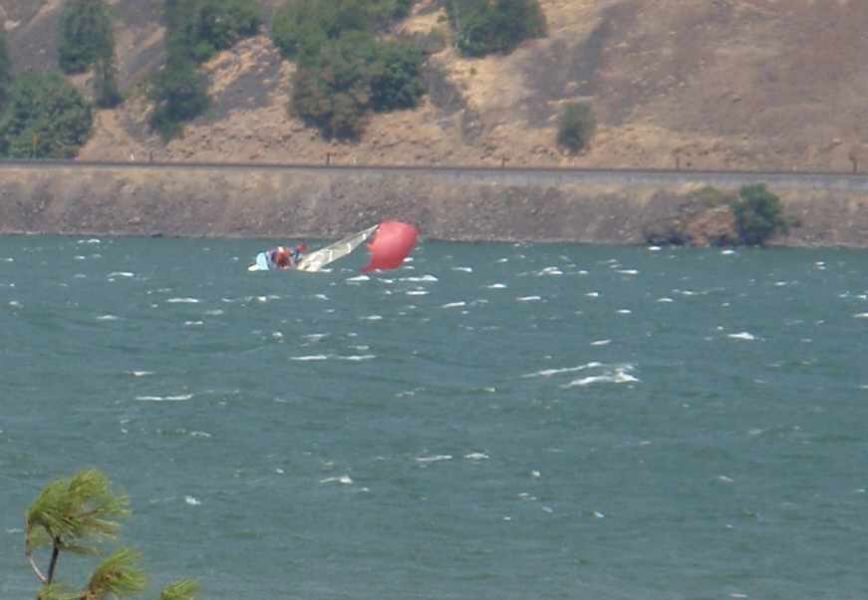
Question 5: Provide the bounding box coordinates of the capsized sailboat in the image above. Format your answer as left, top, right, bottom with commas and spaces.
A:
248, 220, 419, 273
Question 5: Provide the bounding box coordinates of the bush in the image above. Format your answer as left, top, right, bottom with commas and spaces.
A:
291, 32, 375, 138
166, 0, 262, 64
0, 32, 10, 109
272, 0, 417, 61
290, 32, 426, 138
151, 0, 259, 138
0, 72, 93, 158
556, 101, 595, 153
58, 0, 114, 74
370, 40, 425, 112
94, 53, 123, 108
149, 53, 210, 139
446, 0, 546, 58
732, 184, 788, 246
272, 0, 370, 61
24, 469, 199, 600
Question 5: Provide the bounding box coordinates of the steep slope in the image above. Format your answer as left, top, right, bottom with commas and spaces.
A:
3, 0, 867, 171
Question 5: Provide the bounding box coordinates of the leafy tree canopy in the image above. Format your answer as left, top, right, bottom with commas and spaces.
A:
291, 32, 425, 138
446, 0, 546, 58
24, 469, 200, 600
58, 0, 115, 74
149, 53, 210, 139
733, 184, 788, 246
167, 0, 262, 64
272, 0, 415, 61
0, 31, 11, 109
0, 72, 93, 158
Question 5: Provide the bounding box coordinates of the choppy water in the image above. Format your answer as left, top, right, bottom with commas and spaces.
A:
1, 236, 867, 600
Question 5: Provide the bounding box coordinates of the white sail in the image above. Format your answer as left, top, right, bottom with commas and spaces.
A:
296, 225, 379, 272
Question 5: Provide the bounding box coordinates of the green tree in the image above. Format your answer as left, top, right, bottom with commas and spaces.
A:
291, 32, 376, 138
25, 469, 200, 600
165, 0, 261, 64
556, 101, 595, 153
369, 40, 425, 112
0, 31, 11, 109
58, 0, 114, 74
94, 52, 122, 108
0, 72, 93, 158
272, 0, 369, 61
149, 52, 210, 139
732, 184, 788, 246
447, 0, 546, 58
272, 0, 416, 61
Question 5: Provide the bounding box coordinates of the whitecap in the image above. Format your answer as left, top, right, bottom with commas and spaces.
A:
727, 332, 756, 341
464, 452, 490, 461
107, 272, 134, 278
616, 309, 632, 315
717, 475, 735, 483
538, 267, 563, 276
303, 333, 329, 341
516, 296, 542, 302
585, 292, 600, 298
402, 274, 438, 282
590, 339, 611, 346
362, 315, 383, 320
184, 321, 204, 326
593, 511, 605, 519
189, 431, 211, 438
204, 309, 224, 316
452, 267, 473, 273
616, 269, 639, 275
657, 297, 674, 303
531, 470, 541, 478
523, 362, 603, 378
78, 238, 102, 244
136, 394, 193, 402
486, 283, 507, 289
406, 290, 428, 296
2, 257, 14, 262
184, 496, 201, 506
648, 246, 662, 252
291, 355, 329, 361
416, 455, 453, 463
346, 275, 370, 282
853, 313, 868, 319
166, 297, 200, 304
562, 366, 640, 388
130, 371, 153, 377
97, 314, 119, 321
8, 300, 21, 308
338, 354, 376, 361
320, 475, 353, 485
442, 301, 466, 308
721, 249, 736, 255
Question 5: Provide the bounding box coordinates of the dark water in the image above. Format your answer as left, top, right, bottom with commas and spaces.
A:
1, 237, 867, 600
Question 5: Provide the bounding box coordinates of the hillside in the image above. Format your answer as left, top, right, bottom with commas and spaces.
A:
3, 0, 868, 171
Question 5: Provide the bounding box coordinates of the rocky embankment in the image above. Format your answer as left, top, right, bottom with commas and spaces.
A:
2, 162, 868, 247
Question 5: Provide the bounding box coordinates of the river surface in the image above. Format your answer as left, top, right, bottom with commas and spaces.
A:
1, 236, 866, 599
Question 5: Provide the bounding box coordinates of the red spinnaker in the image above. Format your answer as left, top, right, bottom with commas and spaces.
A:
362, 221, 419, 272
